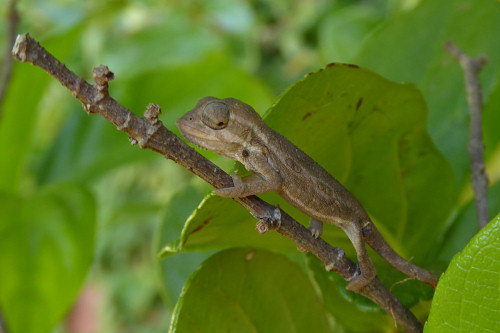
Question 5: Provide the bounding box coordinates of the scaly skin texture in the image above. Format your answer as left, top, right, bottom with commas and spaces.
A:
177, 97, 438, 291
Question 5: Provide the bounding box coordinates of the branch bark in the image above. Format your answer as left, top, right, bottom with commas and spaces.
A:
0, 0, 19, 119
444, 41, 490, 229
12, 33, 423, 333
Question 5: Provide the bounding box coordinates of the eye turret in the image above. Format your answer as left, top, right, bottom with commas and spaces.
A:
202, 101, 230, 130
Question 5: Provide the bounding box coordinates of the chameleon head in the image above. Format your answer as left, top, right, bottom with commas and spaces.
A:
177, 97, 264, 159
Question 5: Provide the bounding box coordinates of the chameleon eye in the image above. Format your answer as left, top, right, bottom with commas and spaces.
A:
202, 101, 230, 130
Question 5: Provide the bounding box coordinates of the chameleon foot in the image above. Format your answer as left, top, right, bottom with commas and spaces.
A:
309, 218, 323, 238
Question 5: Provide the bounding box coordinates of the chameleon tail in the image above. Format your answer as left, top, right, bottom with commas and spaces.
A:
363, 221, 439, 289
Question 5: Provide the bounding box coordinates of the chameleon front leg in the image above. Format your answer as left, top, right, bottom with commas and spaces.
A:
214, 173, 282, 197
339, 219, 376, 291
214, 156, 283, 198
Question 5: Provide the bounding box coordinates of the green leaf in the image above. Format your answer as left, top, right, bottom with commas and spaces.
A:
97, 10, 226, 78
356, 0, 500, 188
155, 181, 217, 310
483, 68, 500, 159
265, 64, 455, 260
169, 248, 333, 333
36, 109, 153, 185
306, 254, 392, 332
0, 183, 96, 333
158, 194, 292, 258
429, 181, 500, 269
425, 213, 500, 333
0, 27, 84, 191
0, 63, 50, 191
318, 4, 384, 63
166, 64, 455, 282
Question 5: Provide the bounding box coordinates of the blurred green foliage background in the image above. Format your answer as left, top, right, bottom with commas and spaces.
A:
0, 0, 499, 332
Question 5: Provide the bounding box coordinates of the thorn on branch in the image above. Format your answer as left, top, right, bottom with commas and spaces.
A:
144, 103, 162, 125
137, 104, 163, 150
92, 65, 114, 105
129, 137, 138, 146
325, 248, 348, 273
92, 65, 114, 85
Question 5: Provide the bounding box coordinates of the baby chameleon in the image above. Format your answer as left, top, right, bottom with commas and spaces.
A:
177, 97, 438, 291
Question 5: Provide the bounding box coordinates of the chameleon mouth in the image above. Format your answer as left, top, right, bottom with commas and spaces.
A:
179, 130, 211, 150
177, 121, 218, 152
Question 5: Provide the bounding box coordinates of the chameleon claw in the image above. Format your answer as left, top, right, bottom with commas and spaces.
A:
309, 218, 323, 238
272, 205, 282, 229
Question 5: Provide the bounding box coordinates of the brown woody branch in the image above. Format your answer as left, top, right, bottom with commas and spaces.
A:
12, 33, 423, 333
444, 41, 489, 229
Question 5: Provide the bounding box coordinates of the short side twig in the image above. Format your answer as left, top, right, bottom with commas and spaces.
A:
12, 33, 423, 333
0, 0, 20, 119
444, 41, 489, 229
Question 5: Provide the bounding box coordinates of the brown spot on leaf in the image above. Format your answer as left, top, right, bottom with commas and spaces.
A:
346, 64, 360, 69
326, 62, 337, 68
399, 136, 408, 149
356, 98, 363, 111
191, 217, 212, 234
302, 112, 311, 120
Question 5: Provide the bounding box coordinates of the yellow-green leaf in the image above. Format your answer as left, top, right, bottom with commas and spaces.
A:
425, 214, 500, 333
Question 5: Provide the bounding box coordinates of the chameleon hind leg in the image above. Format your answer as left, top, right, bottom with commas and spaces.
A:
341, 219, 376, 291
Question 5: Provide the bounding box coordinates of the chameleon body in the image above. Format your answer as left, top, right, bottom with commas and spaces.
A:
177, 97, 438, 291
